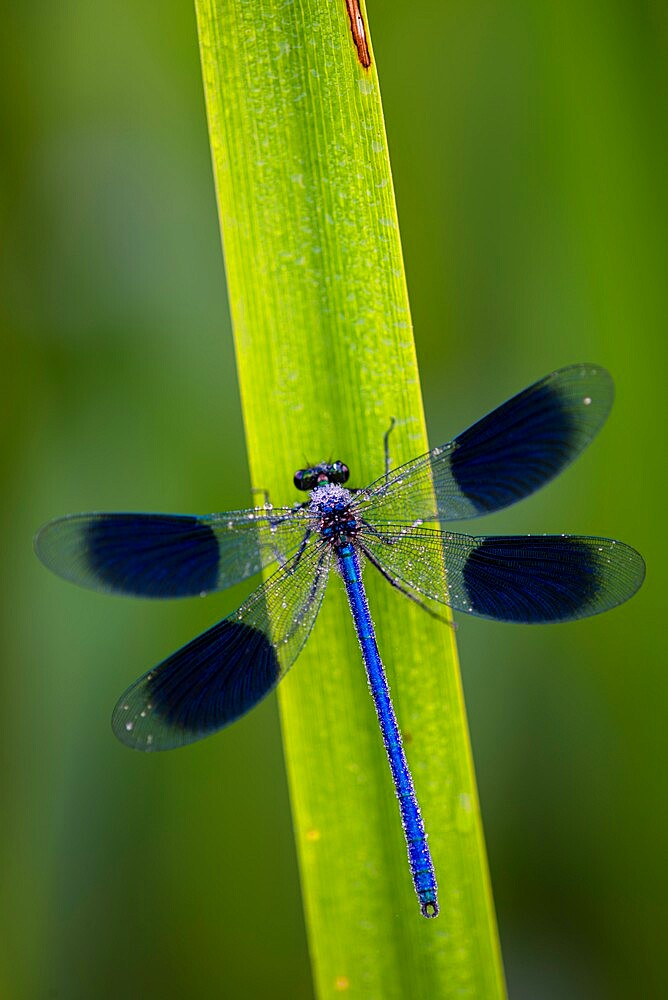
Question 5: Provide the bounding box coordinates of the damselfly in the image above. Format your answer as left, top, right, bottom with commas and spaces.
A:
35, 364, 645, 918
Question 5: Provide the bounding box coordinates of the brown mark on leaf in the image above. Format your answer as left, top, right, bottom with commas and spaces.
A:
345, 0, 371, 69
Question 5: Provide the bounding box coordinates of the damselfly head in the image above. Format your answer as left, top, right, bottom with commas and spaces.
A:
293, 461, 349, 492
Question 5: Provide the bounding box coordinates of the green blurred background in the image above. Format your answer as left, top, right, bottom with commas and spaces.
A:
2, 1, 665, 997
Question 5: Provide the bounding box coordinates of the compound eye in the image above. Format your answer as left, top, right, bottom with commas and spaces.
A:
332, 462, 350, 485
294, 469, 316, 491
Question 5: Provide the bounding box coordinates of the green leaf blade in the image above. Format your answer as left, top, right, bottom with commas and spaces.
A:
195, 0, 506, 995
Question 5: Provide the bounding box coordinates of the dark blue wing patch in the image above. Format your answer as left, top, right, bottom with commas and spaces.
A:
112, 618, 280, 750
450, 367, 613, 514
451, 382, 573, 512
87, 514, 219, 597
35, 512, 223, 598
461, 535, 637, 623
